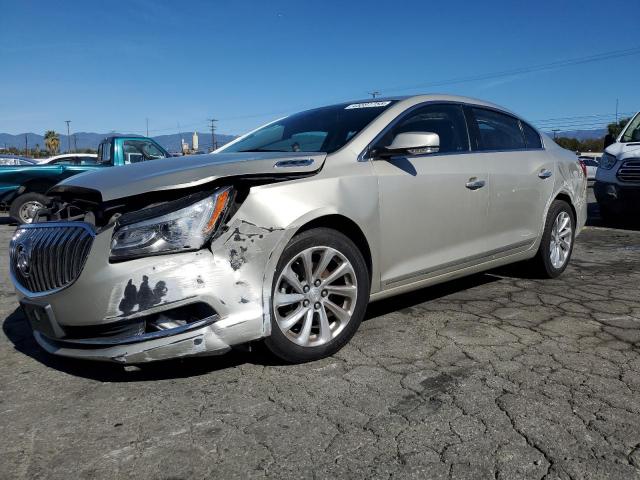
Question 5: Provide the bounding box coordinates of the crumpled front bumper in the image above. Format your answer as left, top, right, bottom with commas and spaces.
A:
32, 315, 228, 363
14, 216, 290, 363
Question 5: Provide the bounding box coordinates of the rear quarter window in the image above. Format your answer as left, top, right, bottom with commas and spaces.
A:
521, 122, 543, 149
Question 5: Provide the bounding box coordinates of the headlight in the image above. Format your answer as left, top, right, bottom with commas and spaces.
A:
110, 187, 233, 260
599, 152, 617, 170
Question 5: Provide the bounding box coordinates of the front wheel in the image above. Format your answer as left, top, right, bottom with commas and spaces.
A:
264, 227, 369, 363
9, 192, 49, 224
529, 200, 575, 278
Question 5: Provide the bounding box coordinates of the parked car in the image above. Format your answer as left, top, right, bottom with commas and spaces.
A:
9, 95, 587, 364
595, 111, 640, 219
578, 156, 599, 181
0, 155, 38, 166
0, 136, 168, 224
42, 153, 98, 165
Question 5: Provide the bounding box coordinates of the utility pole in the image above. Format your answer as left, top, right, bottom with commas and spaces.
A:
615, 98, 619, 125
73, 135, 78, 152
208, 118, 218, 152
24, 134, 28, 157
65, 120, 71, 153
368, 91, 380, 99
146, 118, 149, 137
552, 129, 560, 140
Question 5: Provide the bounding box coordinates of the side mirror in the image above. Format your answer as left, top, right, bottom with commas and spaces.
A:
603, 133, 615, 149
374, 132, 440, 159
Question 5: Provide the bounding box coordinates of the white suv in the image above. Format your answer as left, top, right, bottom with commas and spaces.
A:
595, 111, 640, 219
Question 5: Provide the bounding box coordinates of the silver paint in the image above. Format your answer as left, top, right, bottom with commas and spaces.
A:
13, 94, 588, 362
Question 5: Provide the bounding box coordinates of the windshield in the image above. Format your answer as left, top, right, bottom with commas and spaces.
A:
223, 101, 396, 154
621, 113, 640, 143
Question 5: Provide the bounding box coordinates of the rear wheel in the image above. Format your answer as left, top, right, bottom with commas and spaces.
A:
529, 200, 575, 278
264, 228, 369, 363
9, 193, 49, 224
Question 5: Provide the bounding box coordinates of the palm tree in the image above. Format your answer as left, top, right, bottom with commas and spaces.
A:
44, 130, 60, 154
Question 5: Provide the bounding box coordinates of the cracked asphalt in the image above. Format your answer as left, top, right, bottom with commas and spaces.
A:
1, 192, 639, 480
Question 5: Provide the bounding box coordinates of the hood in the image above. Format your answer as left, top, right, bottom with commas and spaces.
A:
605, 142, 640, 159
51, 152, 326, 202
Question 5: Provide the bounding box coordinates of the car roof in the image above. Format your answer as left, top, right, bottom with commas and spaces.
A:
46, 153, 98, 160
338, 94, 516, 113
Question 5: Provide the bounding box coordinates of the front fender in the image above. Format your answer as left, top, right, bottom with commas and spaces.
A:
223, 173, 380, 336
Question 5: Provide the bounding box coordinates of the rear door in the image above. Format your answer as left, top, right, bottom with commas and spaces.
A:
466, 107, 555, 255
372, 103, 490, 288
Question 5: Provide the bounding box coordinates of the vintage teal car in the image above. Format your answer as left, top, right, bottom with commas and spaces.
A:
0, 136, 169, 223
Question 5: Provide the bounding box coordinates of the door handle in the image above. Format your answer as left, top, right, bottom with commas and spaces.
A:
538, 169, 553, 179
465, 178, 486, 190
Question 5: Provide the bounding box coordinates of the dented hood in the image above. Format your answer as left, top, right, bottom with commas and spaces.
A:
52, 152, 326, 201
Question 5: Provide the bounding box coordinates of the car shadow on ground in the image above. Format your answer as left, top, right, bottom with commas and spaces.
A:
2, 273, 498, 382
0, 216, 15, 226
586, 200, 640, 231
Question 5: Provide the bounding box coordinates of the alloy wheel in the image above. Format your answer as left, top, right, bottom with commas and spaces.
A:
549, 211, 572, 269
273, 246, 358, 347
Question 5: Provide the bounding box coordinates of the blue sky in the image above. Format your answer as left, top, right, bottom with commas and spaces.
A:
1, 0, 639, 136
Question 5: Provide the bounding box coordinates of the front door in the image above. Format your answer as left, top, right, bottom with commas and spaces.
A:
371, 103, 490, 289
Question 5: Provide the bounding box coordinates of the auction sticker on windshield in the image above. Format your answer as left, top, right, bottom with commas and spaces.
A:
345, 101, 392, 109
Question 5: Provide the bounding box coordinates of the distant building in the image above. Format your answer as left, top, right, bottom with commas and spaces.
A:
192, 131, 199, 151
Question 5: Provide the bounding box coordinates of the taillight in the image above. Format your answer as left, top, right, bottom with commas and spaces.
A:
578, 159, 587, 178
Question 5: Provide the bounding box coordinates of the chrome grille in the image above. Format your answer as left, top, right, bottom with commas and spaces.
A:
10, 223, 94, 295
617, 159, 640, 183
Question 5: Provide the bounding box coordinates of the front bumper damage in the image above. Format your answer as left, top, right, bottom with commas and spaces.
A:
14, 216, 289, 363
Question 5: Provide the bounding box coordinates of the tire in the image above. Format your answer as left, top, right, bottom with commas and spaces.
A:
529, 200, 575, 278
264, 227, 369, 363
9, 192, 49, 225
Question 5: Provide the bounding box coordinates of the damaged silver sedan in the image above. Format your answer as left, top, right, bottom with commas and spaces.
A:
9, 95, 587, 363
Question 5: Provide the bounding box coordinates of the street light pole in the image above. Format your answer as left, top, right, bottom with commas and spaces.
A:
65, 120, 71, 153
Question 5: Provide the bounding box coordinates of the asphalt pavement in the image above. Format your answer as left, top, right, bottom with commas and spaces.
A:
1, 192, 639, 480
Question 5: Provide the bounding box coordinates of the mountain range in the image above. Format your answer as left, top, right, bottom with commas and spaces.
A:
0, 131, 237, 153
0, 128, 607, 153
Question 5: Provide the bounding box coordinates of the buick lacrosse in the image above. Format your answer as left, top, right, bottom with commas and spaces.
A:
10, 95, 587, 363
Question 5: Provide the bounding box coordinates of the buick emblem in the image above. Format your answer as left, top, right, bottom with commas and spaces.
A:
16, 243, 32, 277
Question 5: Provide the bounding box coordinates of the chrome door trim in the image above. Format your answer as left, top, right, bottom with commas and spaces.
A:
383, 239, 532, 287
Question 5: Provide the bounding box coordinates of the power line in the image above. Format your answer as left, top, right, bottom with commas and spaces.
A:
110, 45, 640, 136
533, 111, 635, 124
380, 46, 640, 95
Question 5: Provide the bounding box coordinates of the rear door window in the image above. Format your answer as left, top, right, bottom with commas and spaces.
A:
469, 108, 526, 151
